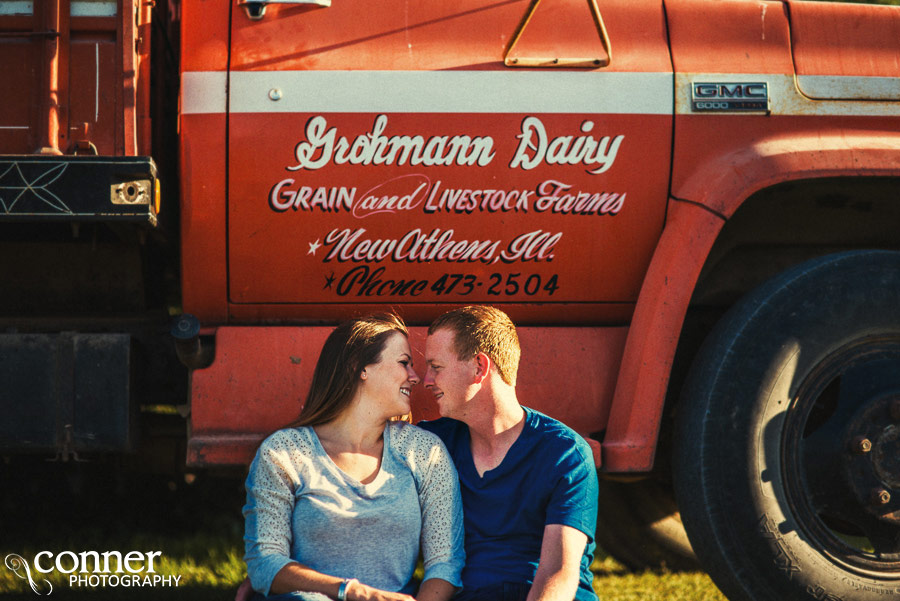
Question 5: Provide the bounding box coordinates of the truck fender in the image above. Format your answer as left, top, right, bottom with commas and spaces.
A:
603, 199, 723, 472
676, 131, 900, 219
604, 132, 900, 472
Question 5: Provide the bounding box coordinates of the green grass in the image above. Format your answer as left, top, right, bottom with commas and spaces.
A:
591, 555, 726, 601
0, 525, 245, 599
1, 534, 726, 600
0, 463, 726, 600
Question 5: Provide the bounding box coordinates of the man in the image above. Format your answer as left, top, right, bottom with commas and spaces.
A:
419, 306, 599, 601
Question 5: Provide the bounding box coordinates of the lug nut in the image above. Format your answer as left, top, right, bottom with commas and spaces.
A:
871, 488, 892, 506
852, 436, 873, 454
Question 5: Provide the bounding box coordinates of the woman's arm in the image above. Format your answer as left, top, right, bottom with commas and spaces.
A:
271, 563, 416, 601
413, 430, 466, 601
243, 432, 302, 596
246, 431, 418, 601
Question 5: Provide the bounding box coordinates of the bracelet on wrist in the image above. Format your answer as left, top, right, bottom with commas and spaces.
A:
337, 578, 357, 601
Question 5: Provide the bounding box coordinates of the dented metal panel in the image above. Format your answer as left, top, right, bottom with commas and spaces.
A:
788, 0, 900, 101
795, 75, 900, 102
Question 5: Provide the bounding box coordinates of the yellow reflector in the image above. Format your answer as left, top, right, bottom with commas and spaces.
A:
154, 179, 161, 215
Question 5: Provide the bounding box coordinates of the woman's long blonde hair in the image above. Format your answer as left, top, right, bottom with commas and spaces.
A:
288, 313, 409, 428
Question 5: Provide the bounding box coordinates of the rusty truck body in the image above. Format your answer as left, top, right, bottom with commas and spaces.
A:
2, 1, 900, 599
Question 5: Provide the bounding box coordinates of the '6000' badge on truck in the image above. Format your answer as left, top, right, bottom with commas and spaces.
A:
691, 82, 769, 112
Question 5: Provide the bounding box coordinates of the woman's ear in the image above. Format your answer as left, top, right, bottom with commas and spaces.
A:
361, 370, 367, 380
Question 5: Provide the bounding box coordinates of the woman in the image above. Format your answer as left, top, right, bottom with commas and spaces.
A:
243, 313, 464, 601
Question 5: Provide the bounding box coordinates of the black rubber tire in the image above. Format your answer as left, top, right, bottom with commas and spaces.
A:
673, 250, 900, 601
594, 478, 700, 572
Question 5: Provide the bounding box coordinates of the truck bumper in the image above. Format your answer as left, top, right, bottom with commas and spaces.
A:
0, 156, 158, 225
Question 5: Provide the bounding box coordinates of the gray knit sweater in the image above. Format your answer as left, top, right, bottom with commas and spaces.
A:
244, 422, 465, 597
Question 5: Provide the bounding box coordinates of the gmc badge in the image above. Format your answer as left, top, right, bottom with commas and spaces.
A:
691, 82, 769, 112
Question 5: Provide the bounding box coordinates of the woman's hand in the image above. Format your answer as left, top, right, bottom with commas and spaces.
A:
347, 579, 416, 601
270, 564, 416, 601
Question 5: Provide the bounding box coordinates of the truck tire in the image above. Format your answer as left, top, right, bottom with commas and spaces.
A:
595, 478, 699, 571
673, 250, 900, 601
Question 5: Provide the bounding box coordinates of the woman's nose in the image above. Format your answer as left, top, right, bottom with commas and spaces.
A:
407, 365, 420, 384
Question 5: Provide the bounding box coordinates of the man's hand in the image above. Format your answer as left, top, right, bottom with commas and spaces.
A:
347, 579, 416, 601
270, 563, 415, 601
525, 524, 588, 601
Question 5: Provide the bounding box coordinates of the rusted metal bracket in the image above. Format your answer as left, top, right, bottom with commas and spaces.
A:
504, 0, 612, 68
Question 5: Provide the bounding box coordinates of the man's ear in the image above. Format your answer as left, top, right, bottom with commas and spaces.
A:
473, 352, 491, 384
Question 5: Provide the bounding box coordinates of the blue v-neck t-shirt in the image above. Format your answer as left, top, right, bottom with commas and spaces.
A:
420, 407, 599, 601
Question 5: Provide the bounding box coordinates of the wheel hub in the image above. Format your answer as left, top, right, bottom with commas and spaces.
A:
874, 424, 900, 490
783, 339, 900, 572
844, 394, 900, 526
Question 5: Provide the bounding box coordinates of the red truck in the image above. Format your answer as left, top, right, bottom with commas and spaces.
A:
2, 1, 900, 599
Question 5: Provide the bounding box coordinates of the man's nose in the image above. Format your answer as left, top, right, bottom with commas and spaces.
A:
423, 370, 435, 387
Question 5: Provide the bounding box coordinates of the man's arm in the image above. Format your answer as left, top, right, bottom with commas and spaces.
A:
525, 524, 589, 601
415, 577, 457, 601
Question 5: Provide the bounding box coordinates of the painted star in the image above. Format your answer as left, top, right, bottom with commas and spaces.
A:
323, 272, 336, 290
307, 239, 322, 255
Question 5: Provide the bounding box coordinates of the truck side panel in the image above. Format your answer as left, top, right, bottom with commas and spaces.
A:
184, 0, 676, 465
188, 326, 627, 466
224, 0, 672, 314
602, 0, 900, 471
179, 0, 230, 321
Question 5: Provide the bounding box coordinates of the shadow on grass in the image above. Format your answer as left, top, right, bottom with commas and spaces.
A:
590, 551, 633, 578
3, 459, 245, 538
0, 584, 236, 600
2, 458, 714, 600
1, 458, 249, 598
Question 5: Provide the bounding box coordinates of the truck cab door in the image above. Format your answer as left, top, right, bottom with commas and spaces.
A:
225, 0, 673, 322
788, 0, 900, 101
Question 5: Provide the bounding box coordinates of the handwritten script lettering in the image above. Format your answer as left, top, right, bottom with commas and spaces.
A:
510, 117, 624, 175
286, 115, 624, 175
288, 115, 495, 171
321, 228, 561, 265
